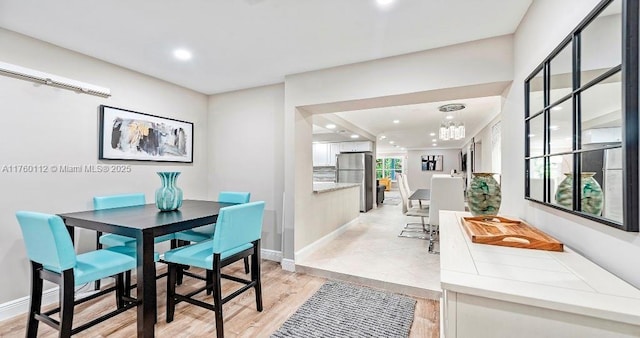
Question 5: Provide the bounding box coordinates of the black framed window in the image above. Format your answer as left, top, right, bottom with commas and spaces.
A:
524, 0, 638, 231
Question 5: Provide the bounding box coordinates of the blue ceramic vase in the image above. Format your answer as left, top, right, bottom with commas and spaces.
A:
155, 172, 183, 211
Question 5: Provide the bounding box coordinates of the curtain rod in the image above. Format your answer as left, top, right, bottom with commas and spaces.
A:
0, 61, 111, 98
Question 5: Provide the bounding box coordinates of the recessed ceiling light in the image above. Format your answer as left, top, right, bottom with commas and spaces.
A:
401, 147, 406, 150
350, 134, 359, 139
389, 141, 395, 144
429, 132, 436, 136
445, 115, 454, 120
550, 125, 559, 130
393, 120, 400, 124
528, 134, 535, 137
432, 139, 437, 142
173, 49, 192, 61
380, 135, 387, 140
551, 106, 563, 111
325, 124, 336, 129
432, 143, 437, 147
376, 0, 394, 7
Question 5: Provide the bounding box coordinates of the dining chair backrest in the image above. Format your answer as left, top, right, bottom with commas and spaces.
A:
212, 201, 265, 254
428, 176, 465, 226
94, 193, 146, 210
402, 173, 411, 195
218, 191, 251, 204
397, 174, 410, 214
15, 211, 76, 272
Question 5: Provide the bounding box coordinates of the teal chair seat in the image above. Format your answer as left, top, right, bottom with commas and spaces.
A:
164, 201, 265, 338
16, 211, 138, 337
164, 240, 252, 270
100, 233, 175, 247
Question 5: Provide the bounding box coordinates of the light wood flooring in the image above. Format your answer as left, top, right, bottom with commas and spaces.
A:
0, 261, 439, 337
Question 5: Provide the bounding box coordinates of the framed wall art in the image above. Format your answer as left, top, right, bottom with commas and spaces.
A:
421, 155, 443, 171
99, 105, 194, 163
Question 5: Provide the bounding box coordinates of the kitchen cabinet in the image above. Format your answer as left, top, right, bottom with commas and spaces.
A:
339, 141, 372, 152
313, 143, 340, 167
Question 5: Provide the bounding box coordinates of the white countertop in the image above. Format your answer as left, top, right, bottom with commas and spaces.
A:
440, 210, 640, 326
312, 182, 360, 193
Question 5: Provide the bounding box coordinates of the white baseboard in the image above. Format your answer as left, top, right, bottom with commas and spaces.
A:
294, 218, 358, 261
261, 248, 282, 262
281, 258, 296, 272
0, 287, 58, 321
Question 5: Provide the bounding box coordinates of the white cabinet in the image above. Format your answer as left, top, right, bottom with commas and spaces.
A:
313, 143, 341, 166
339, 141, 372, 152
439, 211, 640, 338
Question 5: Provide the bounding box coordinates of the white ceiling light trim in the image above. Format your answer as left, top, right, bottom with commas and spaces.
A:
0, 61, 111, 97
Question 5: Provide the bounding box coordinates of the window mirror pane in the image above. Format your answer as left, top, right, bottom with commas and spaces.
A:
549, 44, 573, 105
528, 157, 545, 201
551, 154, 574, 210
599, 147, 623, 223
581, 0, 622, 85
579, 151, 604, 216
580, 72, 622, 149
549, 99, 573, 154
528, 69, 544, 115
528, 114, 545, 157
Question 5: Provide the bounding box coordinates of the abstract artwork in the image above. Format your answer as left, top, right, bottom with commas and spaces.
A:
421, 155, 443, 171
99, 105, 193, 163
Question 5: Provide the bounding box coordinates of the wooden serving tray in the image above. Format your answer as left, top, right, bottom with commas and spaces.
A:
461, 216, 563, 252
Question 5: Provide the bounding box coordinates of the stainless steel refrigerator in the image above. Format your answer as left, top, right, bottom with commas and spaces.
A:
336, 152, 373, 212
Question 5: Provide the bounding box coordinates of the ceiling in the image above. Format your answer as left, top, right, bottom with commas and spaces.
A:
313, 96, 503, 152
0, 0, 531, 95
0, 0, 531, 155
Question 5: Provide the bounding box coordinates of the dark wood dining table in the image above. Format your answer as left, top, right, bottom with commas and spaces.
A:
58, 200, 234, 338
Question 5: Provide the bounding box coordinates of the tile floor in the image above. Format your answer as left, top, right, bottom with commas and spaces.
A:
296, 190, 441, 300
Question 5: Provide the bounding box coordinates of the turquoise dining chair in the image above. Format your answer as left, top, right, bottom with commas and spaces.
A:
16, 211, 137, 337
94, 193, 175, 290
164, 201, 265, 338
174, 191, 251, 274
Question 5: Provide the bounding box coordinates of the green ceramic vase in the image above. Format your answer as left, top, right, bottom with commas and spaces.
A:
155, 172, 183, 211
467, 173, 501, 216
554, 173, 603, 216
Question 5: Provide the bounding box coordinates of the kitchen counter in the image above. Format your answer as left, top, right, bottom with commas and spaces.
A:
312, 182, 360, 193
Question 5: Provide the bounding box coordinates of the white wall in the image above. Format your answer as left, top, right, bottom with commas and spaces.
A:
207, 84, 285, 251
502, 0, 640, 288
284, 35, 514, 260
0, 29, 209, 303
406, 149, 460, 189
462, 114, 501, 174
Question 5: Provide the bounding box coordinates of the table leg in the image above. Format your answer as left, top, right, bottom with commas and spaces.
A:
136, 231, 155, 338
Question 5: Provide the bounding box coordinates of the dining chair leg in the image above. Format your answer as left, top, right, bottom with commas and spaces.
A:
212, 255, 224, 338
206, 270, 213, 295
95, 231, 103, 291
124, 271, 132, 298
166, 263, 177, 323
115, 273, 125, 309
251, 242, 263, 311
243, 257, 250, 274
26, 262, 43, 338
59, 270, 75, 338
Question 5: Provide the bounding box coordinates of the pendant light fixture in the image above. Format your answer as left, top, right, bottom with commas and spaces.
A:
438, 103, 466, 141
